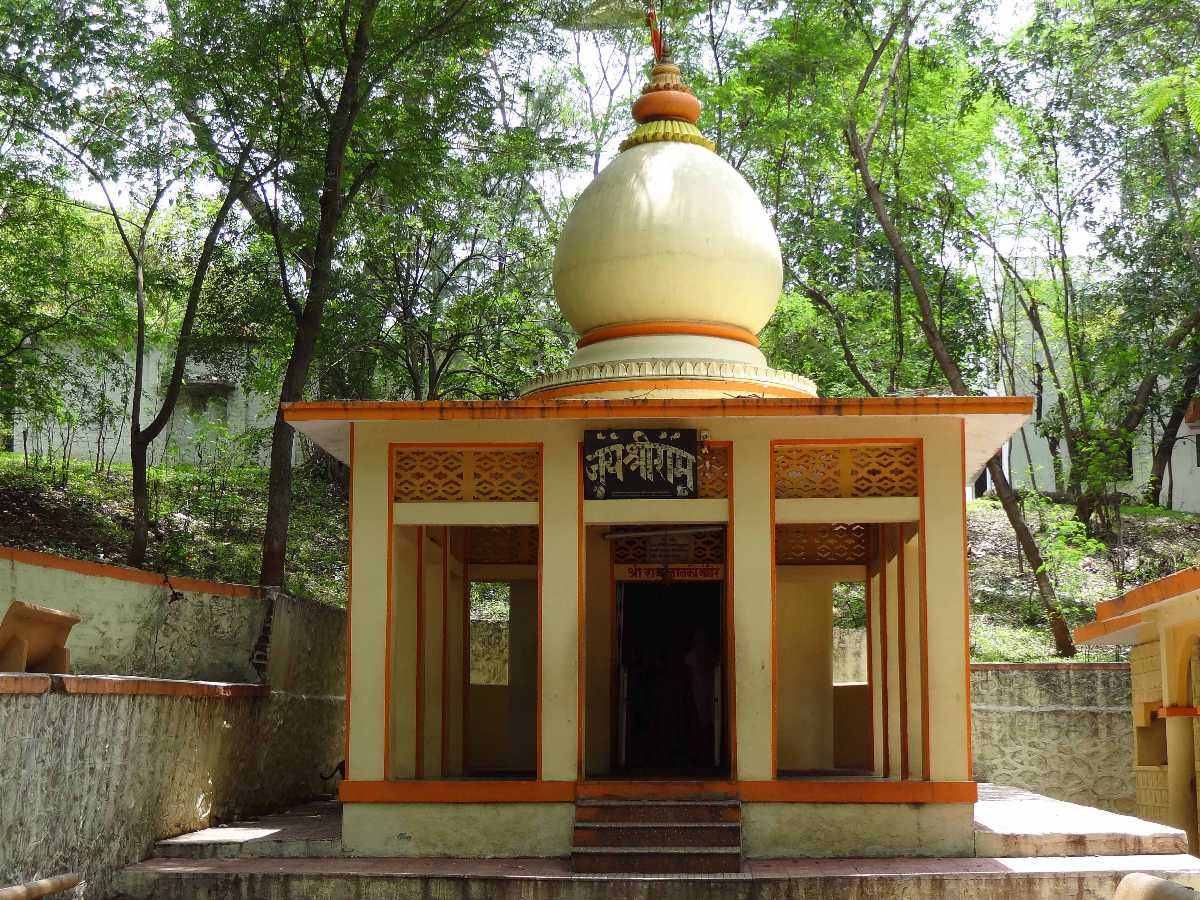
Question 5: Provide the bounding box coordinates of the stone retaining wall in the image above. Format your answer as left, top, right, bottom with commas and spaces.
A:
971, 662, 1134, 814
0, 546, 346, 899
0, 674, 343, 899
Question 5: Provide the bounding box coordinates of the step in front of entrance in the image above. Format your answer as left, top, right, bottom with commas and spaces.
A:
571, 795, 743, 874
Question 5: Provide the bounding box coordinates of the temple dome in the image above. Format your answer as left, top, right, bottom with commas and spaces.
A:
523, 60, 815, 400
552, 140, 783, 339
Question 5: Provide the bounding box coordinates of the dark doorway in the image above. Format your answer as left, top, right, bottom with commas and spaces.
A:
616, 580, 726, 777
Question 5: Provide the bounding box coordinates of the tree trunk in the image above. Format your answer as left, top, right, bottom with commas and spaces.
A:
988, 457, 1076, 656
129, 438, 150, 569
1147, 356, 1200, 506
844, 96, 1076, 654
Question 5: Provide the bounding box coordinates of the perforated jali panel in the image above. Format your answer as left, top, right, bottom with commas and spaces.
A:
393, 447, 540, 502
775, 523, 868, 565
467, 526, 539, 565
611, 527, 725, 565
774, 444, 918, 498
697, 444, 729, 499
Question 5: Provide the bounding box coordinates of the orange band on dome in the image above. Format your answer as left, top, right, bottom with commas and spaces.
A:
576, 321, 760, 349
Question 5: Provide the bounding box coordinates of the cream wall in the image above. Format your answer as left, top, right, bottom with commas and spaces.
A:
742, 803, 974, 858
343, 803, 574, 857
776, 569, 834, 771
347, 414, 973, 796
584, 526, 613, 776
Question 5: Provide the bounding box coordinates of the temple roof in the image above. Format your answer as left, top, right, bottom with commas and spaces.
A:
283, 394, 1033, 475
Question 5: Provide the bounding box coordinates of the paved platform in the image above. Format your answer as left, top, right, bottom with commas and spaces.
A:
974, 784, 1189, 857
117, 784, 1200, 899
114, 855, 1200, 899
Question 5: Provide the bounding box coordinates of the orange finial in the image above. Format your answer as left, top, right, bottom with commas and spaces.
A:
646, 3, 664, 63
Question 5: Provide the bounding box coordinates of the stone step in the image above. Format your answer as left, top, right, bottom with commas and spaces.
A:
573, 822, 741, 848
575, 799, 741, 823
571, 846, 743, 875
112, 854, 1200, 899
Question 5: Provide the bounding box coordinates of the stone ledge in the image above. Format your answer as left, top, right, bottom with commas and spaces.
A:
53, 674, 269, 699
0, 672, 52, 694
971, 662, 1129, 671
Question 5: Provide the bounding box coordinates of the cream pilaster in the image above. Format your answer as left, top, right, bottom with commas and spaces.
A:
539, 434, 580, 780
734, 436, 774, 780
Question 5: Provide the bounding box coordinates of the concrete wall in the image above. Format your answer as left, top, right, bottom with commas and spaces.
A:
10, 342, 283, 466
0, 547, 347, 899
971, 662, 1134, 814
1, 547, 270, 681
0, 677, 343, 899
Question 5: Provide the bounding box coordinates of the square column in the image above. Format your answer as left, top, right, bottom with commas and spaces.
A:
733, 437, 773, 780
540, 433, 580, 781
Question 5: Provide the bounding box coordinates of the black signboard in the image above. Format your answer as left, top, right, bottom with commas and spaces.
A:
583, 428, 698, 500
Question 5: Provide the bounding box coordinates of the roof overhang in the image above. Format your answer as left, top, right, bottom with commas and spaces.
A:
283, 395, 1032, 479
1076, 567, 1200, 647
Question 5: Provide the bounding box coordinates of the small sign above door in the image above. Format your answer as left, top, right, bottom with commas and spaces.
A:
583, 428, 698, 500
616, 564, 724, 582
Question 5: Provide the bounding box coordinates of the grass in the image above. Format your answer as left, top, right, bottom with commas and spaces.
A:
0, 451, 347, 606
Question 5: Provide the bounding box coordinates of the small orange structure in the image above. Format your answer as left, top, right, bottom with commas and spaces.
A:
0, 600, 80, 674
1076, 566, 1200, 852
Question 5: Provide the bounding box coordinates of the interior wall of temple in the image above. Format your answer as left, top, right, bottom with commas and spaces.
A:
584, 525, 613, 777
776, 569, 834, 772
388, 525, 419, 779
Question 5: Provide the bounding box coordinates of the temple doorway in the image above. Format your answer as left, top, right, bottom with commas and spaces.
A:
615, 579, 727, 777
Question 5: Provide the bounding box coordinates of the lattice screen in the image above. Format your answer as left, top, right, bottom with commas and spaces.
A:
774, 443, 918, 498
612, 526, 725, 565
775, 523, 868, 565
697, 444, 729, 499
393, 447, 540, 502
467, 526, 539, 565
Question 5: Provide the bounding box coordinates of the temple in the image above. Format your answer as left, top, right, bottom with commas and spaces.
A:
285, 55, 1032, 869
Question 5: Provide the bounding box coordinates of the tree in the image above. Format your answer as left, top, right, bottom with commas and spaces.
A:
161, 0, 537, 586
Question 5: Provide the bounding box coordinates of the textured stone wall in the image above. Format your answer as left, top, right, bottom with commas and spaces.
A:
0, 683, 343, 899
832, 627, 867, 683
971, 663, 1134, 814
0, 550, 347, 899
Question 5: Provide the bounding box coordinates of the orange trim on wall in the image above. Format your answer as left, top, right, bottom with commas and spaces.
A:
0, 673, 51, 694
441, 526, 450, 775
536, 446, 545, 780
864, 528, 876, 774
461, 528, 472, 772
345, 423, 355, 774
575, 321, 761, 349
1074, 612, 1144, 644
0, 545, 263, 599
337, 777, 977, 805
917, 441, 930, 781
56, 674, 267, 699
415, 525, 425, 779
768, 441, 779, 778
576, 442, 586, 781
340, 780, 577, 804
959, 420, 973, 780
1095, 567, 1200, 622
527, 379, 815, 402
1156, 706, 1200, 718
283, 395, 1033, 422
879, 525, 890, 778
577, 781, 737, 800
738, 779, 977, 804
895, 524, 909, 781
